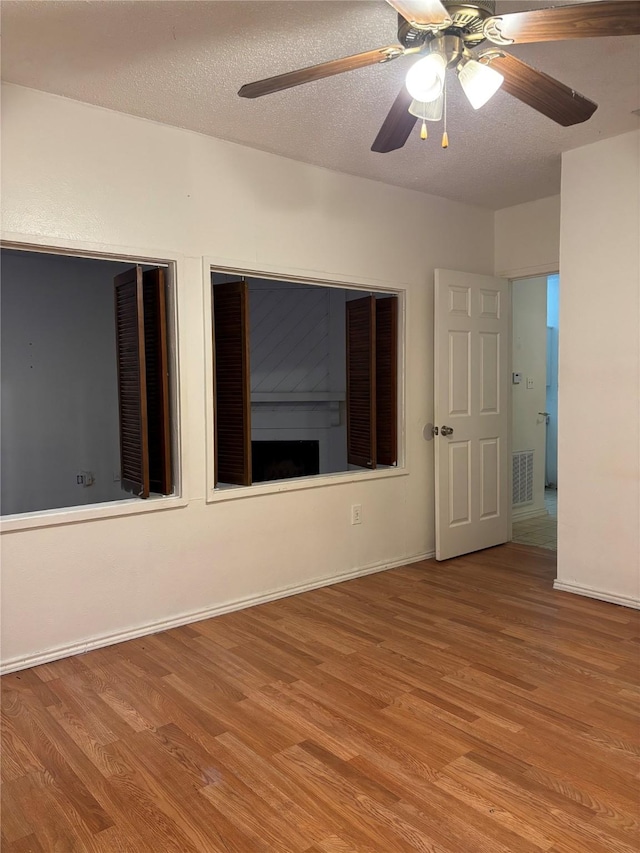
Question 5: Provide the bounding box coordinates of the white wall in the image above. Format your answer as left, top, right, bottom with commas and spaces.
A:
0, 85, 494, 670
511, 276, 548, 518
495, 195, 560, 278
1, 250, 130, 514
494, 140, 640, 608
556, 130, 640, 606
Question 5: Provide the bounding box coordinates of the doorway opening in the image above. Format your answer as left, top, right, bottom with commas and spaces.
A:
511, 273, 558, 551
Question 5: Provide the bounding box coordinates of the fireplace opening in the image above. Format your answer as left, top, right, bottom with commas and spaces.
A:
252, 440, 320, 483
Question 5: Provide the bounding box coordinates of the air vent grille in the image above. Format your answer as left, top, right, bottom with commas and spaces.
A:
512, 450, 534, 506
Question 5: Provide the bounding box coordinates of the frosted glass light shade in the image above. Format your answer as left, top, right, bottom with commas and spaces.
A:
458, 59, 503, 110
405, 54, 446, 103
409, 96, 443, 122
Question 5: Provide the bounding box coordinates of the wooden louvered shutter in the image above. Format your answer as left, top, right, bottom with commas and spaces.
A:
142, 268, 172, 494
375, 296, 398, 466
213, 280, 251, 486
346, 295, 376, 469
114, 267, 149, 497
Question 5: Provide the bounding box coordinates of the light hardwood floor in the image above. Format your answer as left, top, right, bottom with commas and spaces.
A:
2, 543, 639, 852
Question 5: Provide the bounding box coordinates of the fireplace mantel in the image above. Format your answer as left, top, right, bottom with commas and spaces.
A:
251, 392, 345, 403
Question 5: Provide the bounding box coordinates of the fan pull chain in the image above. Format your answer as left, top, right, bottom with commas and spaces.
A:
442, 80, 449, 149
420, 119, 428, 140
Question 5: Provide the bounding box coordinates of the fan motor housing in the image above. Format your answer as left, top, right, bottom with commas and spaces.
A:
447, 0, 495, 15
397, 1, 495, 48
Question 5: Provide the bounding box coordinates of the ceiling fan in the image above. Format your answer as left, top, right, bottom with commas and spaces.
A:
238, 1, 640, 151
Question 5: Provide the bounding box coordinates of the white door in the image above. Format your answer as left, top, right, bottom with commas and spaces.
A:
434, 269, 510, 560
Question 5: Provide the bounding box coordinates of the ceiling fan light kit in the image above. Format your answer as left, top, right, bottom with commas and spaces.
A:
409, 95, 444, 122
458, 58, 504, 110
238, 1, 640, 153
405, 51, 446, 102
404, 35, 505, 141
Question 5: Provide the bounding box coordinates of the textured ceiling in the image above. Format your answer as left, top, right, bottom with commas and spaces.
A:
2, 0, 639, 209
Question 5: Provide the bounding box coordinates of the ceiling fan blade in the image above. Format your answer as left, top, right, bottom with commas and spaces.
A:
480, 52, 597, 126
371, 86, 417, 153
385, 0, 452, 28
238, 45, 407, 98
483, 1, 640, 45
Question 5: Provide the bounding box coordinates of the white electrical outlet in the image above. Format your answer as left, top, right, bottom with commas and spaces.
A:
351, 504, 362, 525
526, 377, 535, 389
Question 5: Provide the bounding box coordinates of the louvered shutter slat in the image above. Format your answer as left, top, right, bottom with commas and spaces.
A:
375, 296, 398, 466
213, 280, 251, 486
143, 268, 172, 495
114, 267, 149, 497
346, 296, 376, 469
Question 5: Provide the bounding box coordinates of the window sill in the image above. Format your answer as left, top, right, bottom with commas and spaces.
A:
0, 494, 187, 533
207, 465, 408, 504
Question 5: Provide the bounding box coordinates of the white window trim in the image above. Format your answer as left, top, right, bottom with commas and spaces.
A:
0, 236, 187, 533
203, 256, 409, 504
1, 494, 189, 533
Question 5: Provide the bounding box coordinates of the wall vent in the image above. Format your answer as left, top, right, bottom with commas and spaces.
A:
512, 450, 534, 506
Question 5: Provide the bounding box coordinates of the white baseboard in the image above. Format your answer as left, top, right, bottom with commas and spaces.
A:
512, 506, 548, 522
1, 550, 435, 675
553, 579, 640, 610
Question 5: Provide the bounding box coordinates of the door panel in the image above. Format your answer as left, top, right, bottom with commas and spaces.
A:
480, 332, 500, 414
435, 269, 509, 560
480, 438, 499, 518
449, 331, 471, 416
449, 441, 471, 526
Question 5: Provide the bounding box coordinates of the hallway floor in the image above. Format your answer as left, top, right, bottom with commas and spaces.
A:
512, 488, 558, 551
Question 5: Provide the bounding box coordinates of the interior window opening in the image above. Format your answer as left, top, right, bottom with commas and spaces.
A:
1, 248, 175, 517
211, 271, 400, 489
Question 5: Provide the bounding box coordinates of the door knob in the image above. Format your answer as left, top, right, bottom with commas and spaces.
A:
441, 425, 454, 436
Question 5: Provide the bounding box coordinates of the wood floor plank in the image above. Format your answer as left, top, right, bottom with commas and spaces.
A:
201, 771, 312, 852
4, 832, 46, 853
1, 721, 46, 782
210, 731, 347, 845
0, 777, 36, 844
2, 543, 638, 851
444, 755, 631, 853
7, 772, 87, 852
2, 690, 114, 836
273, 742, 449, 852
105, 737, 223, 851
161, 672, 302, 758
432, 771, 555, 850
